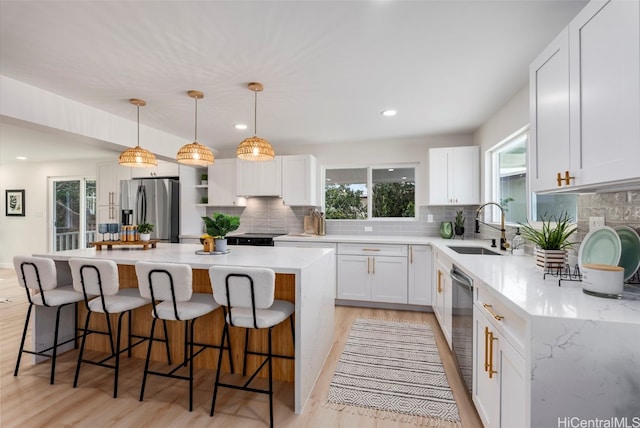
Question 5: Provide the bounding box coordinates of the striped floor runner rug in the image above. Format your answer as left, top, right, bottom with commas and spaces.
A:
326, 318, 461, 427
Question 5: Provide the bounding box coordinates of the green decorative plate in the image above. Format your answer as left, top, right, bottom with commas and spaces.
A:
440, 221, 453, 239
614, 226, 640, 281
578, 226, 621, 270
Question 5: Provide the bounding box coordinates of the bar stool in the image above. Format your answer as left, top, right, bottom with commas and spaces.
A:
13, 256, 85, 384
69, 258, 169, 398
135, 261, 234, 411
208, 266, 295, 428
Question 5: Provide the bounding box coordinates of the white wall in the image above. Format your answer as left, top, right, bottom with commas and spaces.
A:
0, 157, 105, 267
473, 84, 529, 202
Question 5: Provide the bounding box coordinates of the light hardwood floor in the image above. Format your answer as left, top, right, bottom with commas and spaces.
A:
0, 268, 482, 427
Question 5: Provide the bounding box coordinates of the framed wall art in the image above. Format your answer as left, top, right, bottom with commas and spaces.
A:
6, 189, 25, 216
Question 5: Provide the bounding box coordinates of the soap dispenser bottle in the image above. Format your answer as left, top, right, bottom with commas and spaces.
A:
512, 227, 524, 256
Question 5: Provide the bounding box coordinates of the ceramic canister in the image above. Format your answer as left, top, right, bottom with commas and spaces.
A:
581, 263, 624, 298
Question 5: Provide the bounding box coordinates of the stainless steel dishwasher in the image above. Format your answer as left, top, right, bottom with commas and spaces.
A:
450, 265, 474, 396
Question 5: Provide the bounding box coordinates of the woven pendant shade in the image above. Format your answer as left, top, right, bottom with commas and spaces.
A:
119, 98, 157, 168
236, 82, 275, 161
176, 142, 214, 166
119, 145, 158, 167
177, 90, 214, 166
236, 136, 275, 161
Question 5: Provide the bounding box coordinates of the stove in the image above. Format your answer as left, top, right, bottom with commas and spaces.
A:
225, 233, 285, 247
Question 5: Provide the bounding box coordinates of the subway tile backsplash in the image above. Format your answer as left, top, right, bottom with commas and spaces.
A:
205, 191, 640, 244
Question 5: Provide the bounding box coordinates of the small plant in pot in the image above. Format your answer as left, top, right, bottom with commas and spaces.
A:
518, 212, 576, 271
201, 173, 208, 185
202, 212, 240, 253
454, 210, 465, 237
137, 222, 154, 242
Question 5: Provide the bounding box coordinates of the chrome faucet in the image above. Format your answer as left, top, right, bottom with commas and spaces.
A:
475, 202, 509, 252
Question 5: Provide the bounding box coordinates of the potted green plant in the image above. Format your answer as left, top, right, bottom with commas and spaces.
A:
202, 212, 240, 252
454, 210, 465, 237
201, 173, 208, 185
137, 222, 154, 242
518, 212, 576, 270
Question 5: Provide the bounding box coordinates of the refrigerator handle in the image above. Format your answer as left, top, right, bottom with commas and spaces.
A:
136, 184, 146, 225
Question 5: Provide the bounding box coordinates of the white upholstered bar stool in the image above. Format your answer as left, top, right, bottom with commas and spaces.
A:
13, 256, 85, 384
135, 261, 233, 412
69, 258, 167, 398
208, 266, 295, 428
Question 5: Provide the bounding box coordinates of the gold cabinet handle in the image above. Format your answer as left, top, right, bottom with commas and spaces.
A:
483, 303, 504, 321
362, 248, 381, 252
437, 270, 443, 293
410, 246, 413, 264
484, 326, 490, 373
556, 172, 563, 187
488, 329, 498, 378
557, 171, 575, 186
367, 256, 370, 274
372, 257, 376, 275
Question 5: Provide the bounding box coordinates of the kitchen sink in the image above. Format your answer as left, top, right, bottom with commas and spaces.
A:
447, 245, 502, 256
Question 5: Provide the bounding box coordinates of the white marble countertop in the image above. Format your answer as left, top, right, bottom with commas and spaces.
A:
275, 234, 640, 324
34, 244, 334, 274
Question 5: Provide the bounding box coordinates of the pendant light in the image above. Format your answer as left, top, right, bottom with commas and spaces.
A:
119, 99, 158, 168
236, 82, 275, 161
176, 90, 215, 166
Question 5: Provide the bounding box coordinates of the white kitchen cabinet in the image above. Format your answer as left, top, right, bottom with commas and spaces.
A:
131, 160, 180, 178
568, 0, 640, 187
433, 255, 452, 348
337, 243, 408, 304
208, 159, 247, 207
96, 161, 131, 224
473, 304, 526, 428
281, 155, 317, 206
236, 157, 282, 196
407, 245, 433, 305
530, 0, 640, 192
428, 146, 479, 205
529, 28, 570, 193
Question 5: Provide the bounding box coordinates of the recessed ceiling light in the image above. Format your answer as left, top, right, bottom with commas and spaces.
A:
388, 168, 394, 172
402, 176, 407, 180
16, 156, 27, 160
234, 124, 248, 130
381, 110, 397, 117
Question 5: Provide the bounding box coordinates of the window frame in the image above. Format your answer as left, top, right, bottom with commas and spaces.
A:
322, 163, 419, 221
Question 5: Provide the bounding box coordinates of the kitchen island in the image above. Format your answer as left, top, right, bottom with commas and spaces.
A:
33, 243, 336, 414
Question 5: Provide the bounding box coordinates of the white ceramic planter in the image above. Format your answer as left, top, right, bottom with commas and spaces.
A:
534, 248, 567, 271
215, 238, 228, 253
139, 233, 151, 242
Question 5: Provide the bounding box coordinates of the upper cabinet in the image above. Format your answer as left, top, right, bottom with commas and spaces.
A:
236, 157, 282, 197
131, 160, 180, 178
529, 29, 570, 193
429, 146, 480, 205
208, 159, 247, 207
530, 0, 640, 192
282, 155, 318, 206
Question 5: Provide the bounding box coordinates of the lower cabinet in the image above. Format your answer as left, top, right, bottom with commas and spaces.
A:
473, 302, 526, 428
433, 256, 452, 348
408, 245, 433, 305
337, 243, 408, 304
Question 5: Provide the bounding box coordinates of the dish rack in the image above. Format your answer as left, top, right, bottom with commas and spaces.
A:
544, 264, 640, 287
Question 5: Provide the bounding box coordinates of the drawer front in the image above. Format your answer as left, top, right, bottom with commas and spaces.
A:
475, 285, 526, 354
275, 241, 337, 249
337, 243, 407, 257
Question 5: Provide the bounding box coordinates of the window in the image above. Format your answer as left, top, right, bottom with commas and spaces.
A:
51, 177, 96, 251
324, 166, 416, 220
488, 128, 576, 224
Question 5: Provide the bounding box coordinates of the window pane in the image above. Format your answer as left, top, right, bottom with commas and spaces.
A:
325, 168, 367, 219
497, 137, 527, 224
85, 180, 97, 248
532, 193, 578, 221
372, 168, 415, 218
54, 180, 81, 251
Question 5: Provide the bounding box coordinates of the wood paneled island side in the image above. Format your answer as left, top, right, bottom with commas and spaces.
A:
34, 244, 336, 414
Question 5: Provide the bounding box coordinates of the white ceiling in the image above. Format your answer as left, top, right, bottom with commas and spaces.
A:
0, 1, 587, 164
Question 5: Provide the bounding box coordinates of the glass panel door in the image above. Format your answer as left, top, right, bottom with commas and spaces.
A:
51, 178, 96, 251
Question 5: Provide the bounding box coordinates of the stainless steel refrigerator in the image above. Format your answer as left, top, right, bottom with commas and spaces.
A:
120, 178, 180, 242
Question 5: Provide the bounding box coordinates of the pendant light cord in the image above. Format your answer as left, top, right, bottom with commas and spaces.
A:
194, 96, 198, 142
136, 104, 140, 148
254, 89, 258, 136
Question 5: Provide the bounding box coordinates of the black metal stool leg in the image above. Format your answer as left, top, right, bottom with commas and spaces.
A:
289, 314, 295, 347
49, 305, 64, 384
242, 328, 250, 376
268, 327, 274, 428
74, 311, 92, 388
128, 309, 133, 358
105, 312, 115, 356
225, 324, 234, 374
210, 322, 228, 417
14, 303, 33, 377
189, 319, 195, 412
162, 320, 172, 365
140, 317, 157, 402
183, 321, 188, 367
